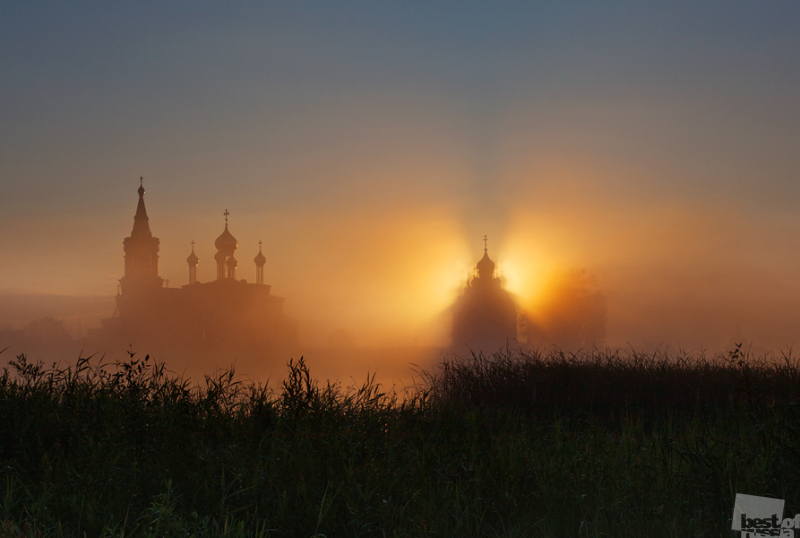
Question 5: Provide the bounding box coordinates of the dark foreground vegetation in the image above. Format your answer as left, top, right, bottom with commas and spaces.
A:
1, 345, 799, 537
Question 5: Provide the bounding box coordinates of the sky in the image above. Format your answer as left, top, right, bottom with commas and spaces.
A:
2, 2, 800, 353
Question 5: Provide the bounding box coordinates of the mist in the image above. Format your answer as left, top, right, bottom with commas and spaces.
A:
5, 187, 800, 382
5, 139, 800, 381
4, 2, 800, 382
5, 146, 800, 380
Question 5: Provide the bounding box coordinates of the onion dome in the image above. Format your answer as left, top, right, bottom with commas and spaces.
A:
476, 250, 496, 279
186, 244, 199, 266
215, 226, 238, 253
254, 242, 266, 267
215, 210, 238, 254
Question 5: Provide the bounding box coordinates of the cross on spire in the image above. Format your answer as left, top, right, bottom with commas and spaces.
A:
191, 240, 195, 251
258, 240, 263, 250
139, 176, 143, 187
224, 209, 230, 224
483, 235, 488, 252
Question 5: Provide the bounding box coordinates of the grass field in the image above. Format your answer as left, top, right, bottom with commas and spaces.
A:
0, 345, 798, 537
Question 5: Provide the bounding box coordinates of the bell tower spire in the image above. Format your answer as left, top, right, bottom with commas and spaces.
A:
131, 177, 152, 238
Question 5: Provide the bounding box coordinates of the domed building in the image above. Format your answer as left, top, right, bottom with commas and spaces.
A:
94, 180, 299, 357
451, 238, 517, 351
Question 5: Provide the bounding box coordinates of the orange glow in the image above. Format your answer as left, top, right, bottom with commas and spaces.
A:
496, 244, 552, 313
257, 205, 473, 348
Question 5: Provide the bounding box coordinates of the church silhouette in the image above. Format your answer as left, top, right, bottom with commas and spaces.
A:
451, 237, 518, 351
92, 180, 299, 356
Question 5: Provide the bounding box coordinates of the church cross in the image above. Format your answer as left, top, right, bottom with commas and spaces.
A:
258, 240, 263, 250
191, 240, 195, 251
224, 209, 230, 224
483, 235, 488, 252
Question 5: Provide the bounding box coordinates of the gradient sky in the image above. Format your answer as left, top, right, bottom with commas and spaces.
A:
2, 2, 800, 350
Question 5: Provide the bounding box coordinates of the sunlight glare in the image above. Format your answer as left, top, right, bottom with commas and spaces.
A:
497, 237, 554, 313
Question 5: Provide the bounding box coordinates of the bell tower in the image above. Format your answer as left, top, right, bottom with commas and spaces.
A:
120, 178, 163, 294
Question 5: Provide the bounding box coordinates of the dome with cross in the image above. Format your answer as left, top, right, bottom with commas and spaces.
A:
476, 235, 495, 280
215, 209, 238, 254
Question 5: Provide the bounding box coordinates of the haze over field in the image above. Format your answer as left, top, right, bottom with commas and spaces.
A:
3, 3, 800, 373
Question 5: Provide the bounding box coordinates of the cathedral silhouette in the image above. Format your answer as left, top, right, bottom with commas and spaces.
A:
451, 237, 518, 351
93, 180, 299, 355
